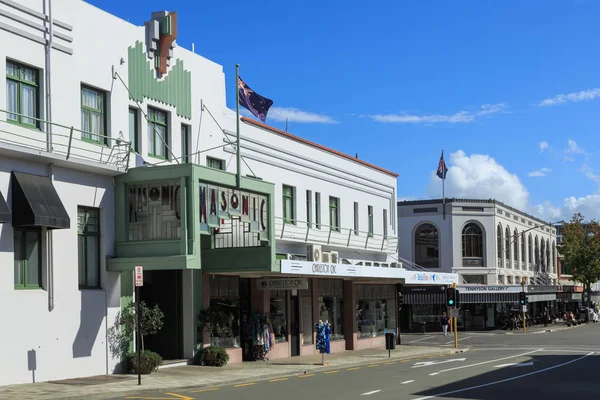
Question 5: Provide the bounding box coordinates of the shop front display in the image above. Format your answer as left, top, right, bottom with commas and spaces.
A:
209, 276, 241, 348
269, 290, 288, 343
300, 280, 313, 345
356, 284, 396, 338
317, 279, 344, 341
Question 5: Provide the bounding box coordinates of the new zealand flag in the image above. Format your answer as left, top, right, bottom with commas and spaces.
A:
437, 151, 449, 180
238, 77, 273, 123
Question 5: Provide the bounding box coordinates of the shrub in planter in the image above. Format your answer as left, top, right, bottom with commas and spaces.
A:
193, 346, 229, 367
127, 350, 163, 374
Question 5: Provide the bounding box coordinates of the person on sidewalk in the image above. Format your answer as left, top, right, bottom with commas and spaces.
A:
441, 312, 450, 336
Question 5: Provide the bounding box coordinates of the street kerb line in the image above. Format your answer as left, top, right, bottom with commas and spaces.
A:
413, 352, 594, 400
434, 348, 544, 374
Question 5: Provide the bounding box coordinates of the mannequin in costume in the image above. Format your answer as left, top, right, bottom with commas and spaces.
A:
315, 319, 331, 355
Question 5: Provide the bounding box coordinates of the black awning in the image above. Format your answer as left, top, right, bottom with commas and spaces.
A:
0, 191, 10, 223
11, 172, 70, 230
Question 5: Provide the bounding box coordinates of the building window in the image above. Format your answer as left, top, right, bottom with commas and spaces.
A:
315, 192, 321, 229
81, 85, 107, 144
414, 223, 439, 268
383, 209, 388, 237
306, 190, 312, 228
317, 279, 344, 340
552, 241, 556, 273
367, 205, 374, 237
270, 290, 288, 343
128, 180, 182, 240
14, 229, 42, 289
78, 207, 101, 289
129, 107, 140, 153
147, 107, 168, 159
356, 285, 396, 338
209, 276, 240, 348
300, 281, 313, 345
329, 196, 340, 232
497, 224, 502, 260
282, 185, 295, 224
7, 61, 39, 127
546, 239, 551, 271
521, 232, 525, 263
498, 275, 505, 284
206, 157, 225, 170
181, 124, 191, 163
353, 202, 359, 235
528, 233, 533, 270
535, 236, 539, 267
504, 226, 510, 261
462, 223, 483, 265
513, 229, 518, 263
462, 274, 486, 284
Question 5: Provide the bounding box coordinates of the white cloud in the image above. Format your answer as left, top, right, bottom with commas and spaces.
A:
267, 107, 338, 124
528, 167, 551, 177
371, 103, 506, 124
539, 141, 550, 152
565, 139, 584, 154
427, 150, 529, 210
538, 88, 600, 107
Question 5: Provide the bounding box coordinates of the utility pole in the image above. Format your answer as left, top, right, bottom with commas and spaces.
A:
453, 282, 458, 349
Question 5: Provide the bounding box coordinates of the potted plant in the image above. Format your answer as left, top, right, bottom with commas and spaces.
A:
196, 306, 232, 367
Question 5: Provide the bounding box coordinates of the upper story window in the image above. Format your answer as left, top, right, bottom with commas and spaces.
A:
306, 190, 312, 228
207, 157, 225, 170
315, 192, 321, 229
14, 229, 42, 289
528, 233, 533, 267
129, 107, 140, 153
462, 223, 483, 260
181, 124, 191, 163
415, 223, 439, 268
497, 224, 502, 259
81, 85, 107, 144
353, 202, 359, 235
282, 185, 295, 224
78, 207, 101, 289
147, 107, 168, 159
383, 209, 388, 237
329, 196, 340, 232
6, 61, 39, 128
367, 205, 374, 237
504, 226, 510, 260
521, 233, 525, 262
513, 228, 518, 262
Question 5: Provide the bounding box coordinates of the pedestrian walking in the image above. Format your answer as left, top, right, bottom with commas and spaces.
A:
441, 312, 450, 336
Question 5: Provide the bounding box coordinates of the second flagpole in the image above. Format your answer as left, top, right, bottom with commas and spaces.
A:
235, 64, 241, 189
442, 150, 446, 220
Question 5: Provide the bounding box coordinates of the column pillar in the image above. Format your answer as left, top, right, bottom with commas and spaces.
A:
343, 280, 356, 350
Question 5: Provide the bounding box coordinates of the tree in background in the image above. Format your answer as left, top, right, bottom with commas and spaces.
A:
558, 213, 600, 308
119, 301, 164, 351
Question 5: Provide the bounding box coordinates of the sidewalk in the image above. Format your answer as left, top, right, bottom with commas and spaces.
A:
0, 345, 465, 400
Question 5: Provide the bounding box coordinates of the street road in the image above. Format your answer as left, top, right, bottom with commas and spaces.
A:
116, 323, 600, 400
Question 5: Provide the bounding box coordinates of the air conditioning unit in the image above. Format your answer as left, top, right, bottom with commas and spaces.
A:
307, 244, 322, 262
330, 251, 339, 264
322, 252, 332, 263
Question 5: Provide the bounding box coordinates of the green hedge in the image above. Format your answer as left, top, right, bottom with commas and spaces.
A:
193, 346, 230, 367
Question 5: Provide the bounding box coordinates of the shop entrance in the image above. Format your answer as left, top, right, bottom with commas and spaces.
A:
290, 294, 300, 357
140, 270, 183, 360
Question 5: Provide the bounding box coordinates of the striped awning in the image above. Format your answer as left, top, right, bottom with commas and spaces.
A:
460, 292, 520, 304
403, 292, 445, 305
527, 294, 557, 302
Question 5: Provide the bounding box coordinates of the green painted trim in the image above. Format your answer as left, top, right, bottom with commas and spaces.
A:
120, 271, 134, 355
127, 41, 192, 119
108, 255, 198, 272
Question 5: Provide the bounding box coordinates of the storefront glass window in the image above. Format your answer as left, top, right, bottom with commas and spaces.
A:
411, 304, 444, 325
301, 281, 313, 345
356, 285, 396, 338
270, 290, 288, 343
209, 276, 240, 348
317, 279, 344, 340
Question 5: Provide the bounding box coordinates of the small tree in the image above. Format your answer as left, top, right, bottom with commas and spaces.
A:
559, 213, 600, 308
118, 301, 164, 351
198, 306, 231, 345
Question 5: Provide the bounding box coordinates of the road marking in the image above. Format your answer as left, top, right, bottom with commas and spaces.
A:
324, 370, 339, 374
429, 372, 440, 376
234, 383, 256, 387
408, 336, 435, 343
126, 394, 193, 400
367, 364, 380, 368
494, 361, 534, 368
269, 378, 289, 382
384, 361, 396, 365
348, 367, 361, 370
361, 390, 382, 396
412, 358, 466, 368
433, 349, 543, 374
401, 380, 415, 384
444, 336, 472, 344
299, 374, 315, 378
413, 352, 593, 400
190, 388, 220, 393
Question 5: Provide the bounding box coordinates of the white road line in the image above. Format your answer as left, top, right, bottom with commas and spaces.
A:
408, 336, 436, 343
401, 380, 415, 384
413, 352, 594, 400
494, 361, 534, 368
444, 336, 472, 345
474, 348, 597, 353
361, 390, 382, 396
434, 348, 543, 374
429, 372, 440, 376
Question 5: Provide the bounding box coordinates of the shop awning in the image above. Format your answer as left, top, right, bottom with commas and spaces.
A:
0, 191, 10, 223
11, 172, 70, 229
527, 293, 557, 302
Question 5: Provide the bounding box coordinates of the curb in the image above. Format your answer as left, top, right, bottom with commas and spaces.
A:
57, 347, 469, 400
501, 321, 591, 335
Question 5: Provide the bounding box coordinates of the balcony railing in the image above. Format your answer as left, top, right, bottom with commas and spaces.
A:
0, 109, 131, 170
275, 217, 398, 254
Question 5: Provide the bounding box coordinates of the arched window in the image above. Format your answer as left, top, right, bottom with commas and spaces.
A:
541, 239, 546, 271
513, 229, 519, 262
546, 239, 551, 272
414, 223, 440, 268
535, 236, 539, 267
505, 226, 510, 260
528, 233, 533, 270
552, 241, 556, 273
462, 223, 484, 262
521, 232, 525, 263
497, 224, 503, 260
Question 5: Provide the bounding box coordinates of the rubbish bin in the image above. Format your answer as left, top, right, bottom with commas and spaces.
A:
421, 322, 427, 334
385, 332, 396, 350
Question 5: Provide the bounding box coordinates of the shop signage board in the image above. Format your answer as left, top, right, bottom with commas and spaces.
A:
457, 285, 522, 294
257, 278, 308, 291
134, 266, 143, 287
401, 285, 448, 294
280, 260, 459, 284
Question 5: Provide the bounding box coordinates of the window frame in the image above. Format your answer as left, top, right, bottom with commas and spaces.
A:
315, 192, 321, 229
383, 209, 388, 237
329, 196, 340, 232
80, 84, 107, 145
13, 228, 43, 290
353, 202, 359, 235
6, 60, 40, 129
367, 205, 374, 237
306, 190, 312, 228
181, 123, 191, 163
78, 206, 102, 289
462, 223, 483, 259
147, 107, 169, 159
129, 107, 140, 153
414, 223, 440, 268
282, 184, 295, 224
206, 156, 225, 170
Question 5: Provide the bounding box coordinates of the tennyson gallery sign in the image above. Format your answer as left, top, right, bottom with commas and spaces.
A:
199, 182, 268, 235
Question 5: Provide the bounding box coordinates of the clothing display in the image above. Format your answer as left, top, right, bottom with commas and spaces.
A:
315, 320, 331, 355
250, 312, 274, 361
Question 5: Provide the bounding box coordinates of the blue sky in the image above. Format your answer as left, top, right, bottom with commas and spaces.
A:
89, 0, 600, 221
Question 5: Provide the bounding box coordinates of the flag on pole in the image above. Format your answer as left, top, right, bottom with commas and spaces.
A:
436, 151, 448, 180
238, 77, 273, 123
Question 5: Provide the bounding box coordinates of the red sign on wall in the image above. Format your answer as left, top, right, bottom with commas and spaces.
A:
134, 266, 143, 287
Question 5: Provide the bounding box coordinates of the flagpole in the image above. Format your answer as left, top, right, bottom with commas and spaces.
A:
442, 150, 446, 220
235, 64, 241, 189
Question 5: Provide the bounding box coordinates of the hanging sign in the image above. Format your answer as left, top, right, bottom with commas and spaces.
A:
134, 266, 143, 287
257, 278, 308, 290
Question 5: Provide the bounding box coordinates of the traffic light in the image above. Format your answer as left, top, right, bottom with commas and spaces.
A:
446, 287, 456, 307
455, 290, 461, 309
519, 291, 528, 305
